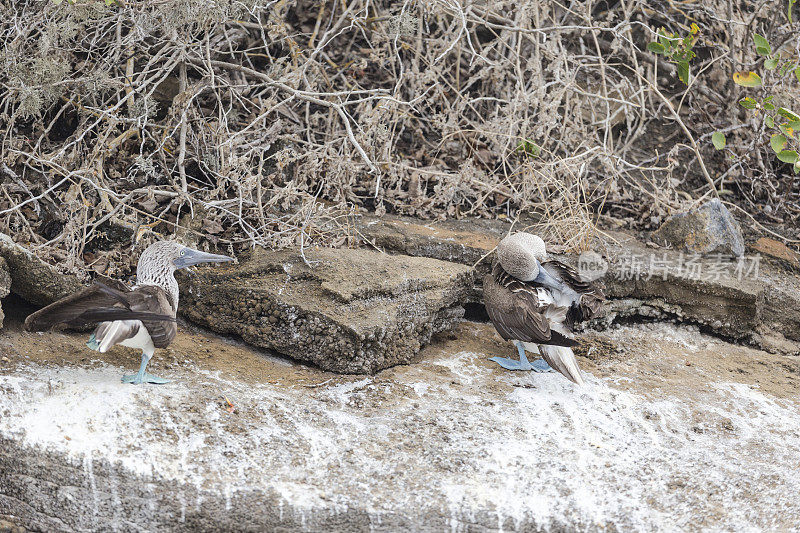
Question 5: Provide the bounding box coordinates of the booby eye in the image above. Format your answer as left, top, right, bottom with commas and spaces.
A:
180, 250, 186, 256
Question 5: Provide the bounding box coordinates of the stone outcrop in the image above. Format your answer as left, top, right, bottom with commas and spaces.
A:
651, 198, 745, 257
355, 215, 799, 354
593, 232, 800, 353
0, 233, 83, 307
178, 247, 474, 373
358, 215, 508, 303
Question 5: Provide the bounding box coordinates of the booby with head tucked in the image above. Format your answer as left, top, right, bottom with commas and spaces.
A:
25, 241, 234, 385
483, 232, 604, 385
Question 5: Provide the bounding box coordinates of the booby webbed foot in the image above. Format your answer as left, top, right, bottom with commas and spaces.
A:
489, 356, 534, 371
121, 372, 171, 385
86, 333, 100, 351
121, 351, 170, 385
529, 358, 554, 372
490, 342, 555, 372
488, 356, 554, 372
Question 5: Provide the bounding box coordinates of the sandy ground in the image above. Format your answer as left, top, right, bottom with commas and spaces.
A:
1, 305, 800, 531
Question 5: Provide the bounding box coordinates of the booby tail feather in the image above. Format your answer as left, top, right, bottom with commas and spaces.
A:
538, 345, 585, 386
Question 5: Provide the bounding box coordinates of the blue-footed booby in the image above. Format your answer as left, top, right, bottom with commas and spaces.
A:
25, 241, 233, 384
483, 233, 604, 385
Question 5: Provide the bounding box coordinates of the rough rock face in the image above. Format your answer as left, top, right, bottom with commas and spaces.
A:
359, 215, 505, 266
652, 198, 745, 257
358, 215, 508, 303
1, 321, 799, 532
178, 247, 473, 373
593, 232, 800, 353
0, 258, 10, 329
0, 233, 83, 306
358, 218, 800, 354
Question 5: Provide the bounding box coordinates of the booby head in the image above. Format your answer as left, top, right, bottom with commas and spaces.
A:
497, 232, 566, 293
496, 232, 547, 281
137, 241, 234, 276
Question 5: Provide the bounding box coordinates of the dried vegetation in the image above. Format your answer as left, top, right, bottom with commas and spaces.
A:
0, 0, 798, 278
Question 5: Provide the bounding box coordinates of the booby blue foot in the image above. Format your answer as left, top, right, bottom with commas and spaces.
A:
529, 358, 554, 372
86, 334, 100, 351
489, 356, 554, 372
489, 356, 534, 370
121, 351, 170, 385
490, 342, 554, 372
121, 372, 171, 385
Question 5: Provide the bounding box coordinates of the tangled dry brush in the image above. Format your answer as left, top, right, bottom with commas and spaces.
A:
0, 0, 798, 277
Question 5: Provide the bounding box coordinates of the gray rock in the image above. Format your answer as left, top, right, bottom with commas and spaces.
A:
178, 247, 474, 373
585, 231, 800, 354
651, 198, 745, 257
0, 258, 10, 329
354, 218, 798, 354
358, 214, 510, 302
0, 233, 83, 307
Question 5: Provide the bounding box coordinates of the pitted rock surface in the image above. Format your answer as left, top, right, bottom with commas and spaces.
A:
177, 247, 474, 373
0, 258, 10, 329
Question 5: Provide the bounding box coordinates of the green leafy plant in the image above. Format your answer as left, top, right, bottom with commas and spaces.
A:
716, 33, 800, 174
647, 24, 699, 85
517, 139, 541, 158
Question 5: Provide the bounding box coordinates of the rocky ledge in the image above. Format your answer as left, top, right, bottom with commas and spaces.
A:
1, 318, 799, 532
177, 247, 473, 374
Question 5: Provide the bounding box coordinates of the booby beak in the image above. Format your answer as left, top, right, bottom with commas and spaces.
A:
533, 260, 565, 292
174, 248, 235, 269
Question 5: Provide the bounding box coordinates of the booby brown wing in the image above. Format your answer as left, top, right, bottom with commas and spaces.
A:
25, 282, 176, 338
483, 267, 578, 348
127, 285, 177, 348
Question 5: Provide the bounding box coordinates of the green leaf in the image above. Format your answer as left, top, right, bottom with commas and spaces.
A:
777, 150, 799, 164
779, 123, 796, 138
764, 101, 776, 111
795, 67, 800, 83
777, 107, 800, 121
766, 115, 775, 128
739, 97, 758, 109
712, 132, 726, 150
733, 71, 762, 87
765, 57, 779, 70
517, 140, 540, 158
753, 34, 771, 55
647, 42, 666, 54
677, 61, 690, 84
770, 134, 788, 153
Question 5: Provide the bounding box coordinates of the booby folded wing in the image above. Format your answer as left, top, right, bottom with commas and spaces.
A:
484, 273, 578, 347
125, 285, 178, 348
24, 283, 175, 333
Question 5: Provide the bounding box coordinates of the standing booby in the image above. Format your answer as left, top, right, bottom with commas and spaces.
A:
483, 233, 604, 385
25, 241, 233, 384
